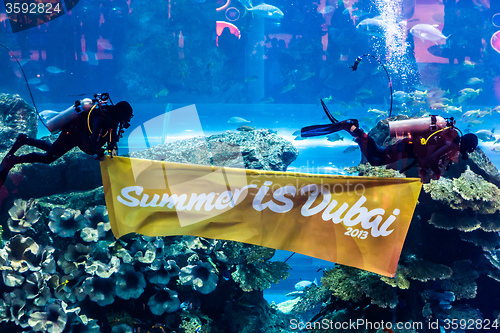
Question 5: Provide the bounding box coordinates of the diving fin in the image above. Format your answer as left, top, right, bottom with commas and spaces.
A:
301, 123, 345, 137
321, 99, 338, 123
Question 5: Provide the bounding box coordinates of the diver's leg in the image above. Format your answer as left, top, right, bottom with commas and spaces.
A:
0, 132, 76, 186
20, 137, 52, 151
301, 119, 359, 137
350, 128, 414, 166
6, 133, 52, 156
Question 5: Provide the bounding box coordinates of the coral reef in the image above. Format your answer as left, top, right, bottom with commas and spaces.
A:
423, 167, 500, 214
321, 265, 399, 309
345, 163, 406, 178
7, 199, 40, 234
131, 129, 298, 171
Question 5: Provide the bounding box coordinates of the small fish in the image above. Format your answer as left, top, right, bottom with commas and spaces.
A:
295, 279, 317, 291
28, 78, 41, 85
459, 88, 482, 96
36, 84, 50, 92
461, 109, 481, 118
246, 3, 284, 19
195, 325, 202, 332
281, 84, 296, 94
445, 105, 462, 113
491, 146, 500, 153
300, 72, 315, 81
56, 279, 69, 293
343, 145, 359, 153
45, 66, 66, 74
367, 108, 388, 116
430, 103, 448, 110
327, 133, 344, 142
237, 126, 255, 131
245, 75, 259, 82
393, 91, 413, 104
410, 24, 448, 44
322, 95, 334, 104
228, 116, 251, 124
155, 88, 169, 98
356, 17, 390, 37
466, 77, 484, 85
474, 129, 495, 142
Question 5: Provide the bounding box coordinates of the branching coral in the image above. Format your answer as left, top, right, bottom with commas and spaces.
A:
180, 261, 218, 294
48, 207, 89, 238
321, 265, 399, 308
7, 198, 40, 233
345, 163, 406, 178
423, 167, 500, 214
440, 260, 478, 300
231, 260, 289, 292
460, 229, 500, 251
405, 259, 453, 282
428, 211, 480, 231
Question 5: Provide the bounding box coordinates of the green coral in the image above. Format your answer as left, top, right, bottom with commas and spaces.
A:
380, 266, 410, 289
231, 260, 289, 292
321, 266, 398, 308
345, 163, 406, 178
180, 309, 212, 333
423, 167, 500, 214
291, 285, 331, 313
440, 260, 478, 300
405, 259, 452, 282
242, 246, 275, 264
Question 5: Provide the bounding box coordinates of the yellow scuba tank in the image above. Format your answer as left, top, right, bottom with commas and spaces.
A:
389, 115, 447, 139
41, 98, 93, 133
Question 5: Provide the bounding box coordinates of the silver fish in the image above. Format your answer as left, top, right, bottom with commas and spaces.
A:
45, 66, 66, 74
228, 116, 251, 124
474, 129, 495, 142
410, 24, 448, 44
246, 4, 284, 19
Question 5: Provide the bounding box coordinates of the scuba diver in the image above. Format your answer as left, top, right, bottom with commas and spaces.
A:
301, 102, 478, 182
0, 93, 133, 187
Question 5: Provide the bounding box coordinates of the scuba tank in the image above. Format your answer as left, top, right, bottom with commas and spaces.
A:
41, 98, 94, 133
389, 115, 447, 139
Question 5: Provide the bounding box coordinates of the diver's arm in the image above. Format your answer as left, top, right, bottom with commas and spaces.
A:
426, 138, 457, 167
90, 114, 106, 157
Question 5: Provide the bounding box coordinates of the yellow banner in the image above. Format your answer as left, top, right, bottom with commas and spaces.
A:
100, 156, 422, 277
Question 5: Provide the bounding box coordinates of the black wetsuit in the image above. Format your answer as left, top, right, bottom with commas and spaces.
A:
5, 104, 120, 168
352, 127, 460, 179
